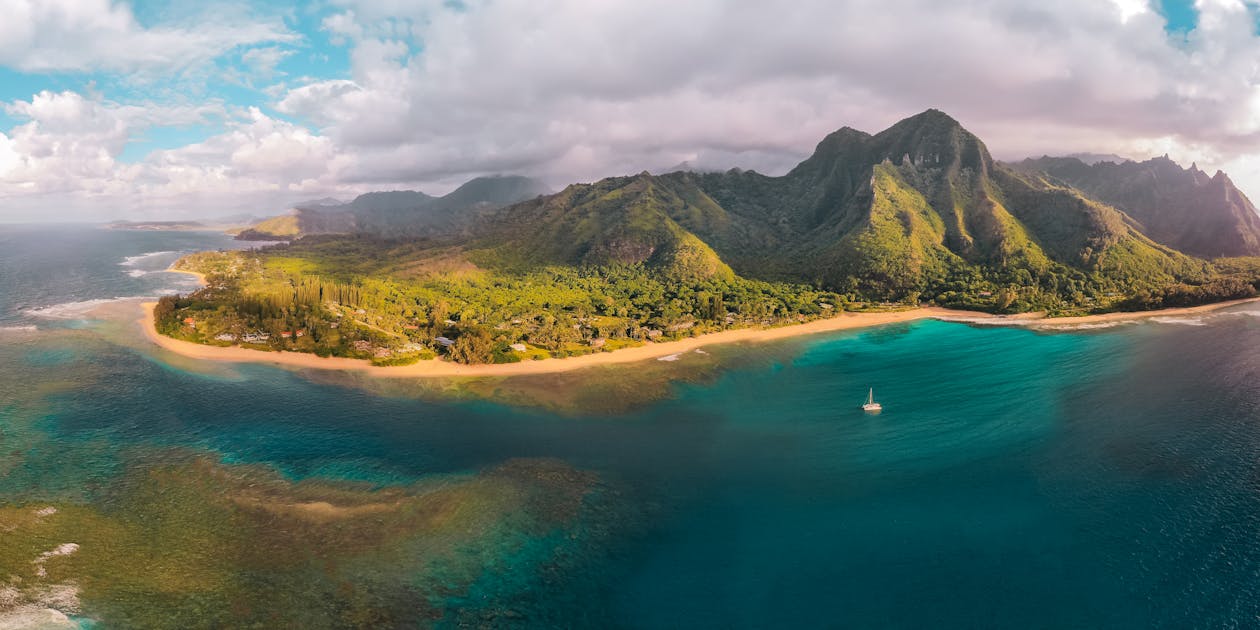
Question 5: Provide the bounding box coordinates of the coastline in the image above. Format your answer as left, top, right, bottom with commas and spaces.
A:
935, 297, 1260, 327
138, 292, 1260, 378
139, 303, 978, 377
167, 267, 208, 286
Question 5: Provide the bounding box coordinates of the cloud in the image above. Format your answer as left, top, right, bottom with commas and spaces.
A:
7, 0, 1260, 220
0, 0, 295, 74
0, 92, 349, 219
280, 0, 1260, 187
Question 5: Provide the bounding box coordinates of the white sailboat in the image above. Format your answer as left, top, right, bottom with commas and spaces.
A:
862, 388, 882, 412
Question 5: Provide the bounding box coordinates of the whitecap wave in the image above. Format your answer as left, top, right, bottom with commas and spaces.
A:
0, 325, 38, 333
119, 250, 176, 267
1149, 316, 1208, 326
1032, 321, 1137, 331
657, 353, 682, 362
24, 298, 128, 320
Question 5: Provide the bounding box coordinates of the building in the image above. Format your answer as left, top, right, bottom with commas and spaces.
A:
435, 336, 455, 348
510, 343, 527, 352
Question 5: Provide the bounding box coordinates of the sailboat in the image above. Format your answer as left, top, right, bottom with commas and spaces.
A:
862, 388, 882, 413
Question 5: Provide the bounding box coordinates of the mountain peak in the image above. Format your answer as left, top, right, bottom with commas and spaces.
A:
871, 108, 990, 171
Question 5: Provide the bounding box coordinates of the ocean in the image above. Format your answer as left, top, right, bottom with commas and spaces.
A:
4, 224, 1260, 628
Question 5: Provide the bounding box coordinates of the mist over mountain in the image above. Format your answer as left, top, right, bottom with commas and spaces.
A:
238, 175, 550, 240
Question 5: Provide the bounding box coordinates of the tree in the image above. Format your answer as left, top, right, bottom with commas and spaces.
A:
449, 326, 495, 364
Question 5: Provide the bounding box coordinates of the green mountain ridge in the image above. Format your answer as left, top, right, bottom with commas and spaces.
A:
466, 109, 1213, 309
1012, 155, 1260, 258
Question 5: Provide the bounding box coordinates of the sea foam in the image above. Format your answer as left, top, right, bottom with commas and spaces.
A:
1150, 316, 1208, 326
24, 298, 128, 320
119, 251, 176, 267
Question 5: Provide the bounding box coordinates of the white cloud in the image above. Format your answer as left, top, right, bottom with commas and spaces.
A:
0, 0, 294, 74
7, 0, 1260, 220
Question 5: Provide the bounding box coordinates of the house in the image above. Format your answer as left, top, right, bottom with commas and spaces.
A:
510, 343, 527, 352
646, 329, 663, 339
979, 291, 993, 297
295, 330, 306, 337
352, 340, 373, 352
403, 324, 419, 330
589, 337, 607, 348
435, 336, 455, 347
183, 317, 195, 328
280, 331, 293, 339
214, 333, 236, 342
373, 348, 392, 358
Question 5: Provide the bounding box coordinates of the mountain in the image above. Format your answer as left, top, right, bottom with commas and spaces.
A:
471, 109, 1209, 309
474, 173, 734, 281
1064, 152, 1130, 165
1012, 155, 1260, 258
163, 109, 1260, 366
238, 175, 550, 240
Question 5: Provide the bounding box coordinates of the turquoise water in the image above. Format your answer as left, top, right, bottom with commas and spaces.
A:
5, 225, 1260, 627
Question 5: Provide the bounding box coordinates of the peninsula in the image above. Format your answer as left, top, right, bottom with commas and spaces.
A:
153, 110, 1260, 367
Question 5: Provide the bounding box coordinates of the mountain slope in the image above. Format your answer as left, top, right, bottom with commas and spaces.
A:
463, 109, 1218, 311
475, 173, 734, 281
1013, 156, 1260, 258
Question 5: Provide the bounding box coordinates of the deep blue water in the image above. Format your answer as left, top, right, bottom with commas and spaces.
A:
5, 224, 1260, 627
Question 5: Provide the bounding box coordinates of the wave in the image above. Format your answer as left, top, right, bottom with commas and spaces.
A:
0, 325, 38, 333
24, 298, 129, 320
1032, 321, 1137, 331
657, 353, 682, 362
119, 250, 177, 267
1149, 316, 1208, 326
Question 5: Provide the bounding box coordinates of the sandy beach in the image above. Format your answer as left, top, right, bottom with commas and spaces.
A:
138, 293, 1260, 378
934, 297, 1260, 328
139, 303, 980, 377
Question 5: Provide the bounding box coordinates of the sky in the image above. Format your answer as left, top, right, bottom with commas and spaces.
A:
2, 0, 1260, 221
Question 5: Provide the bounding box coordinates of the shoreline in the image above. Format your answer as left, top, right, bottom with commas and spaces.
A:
138, 303, 976, 377
137, 296, 1260, 377
935, 297, 1260, 327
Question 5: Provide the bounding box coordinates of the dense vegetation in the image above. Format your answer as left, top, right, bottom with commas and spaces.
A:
159, 109, 1260, 364
159, 238, 850, 365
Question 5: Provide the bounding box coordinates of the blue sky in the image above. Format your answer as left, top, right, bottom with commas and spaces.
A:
2, 0, 1260, 220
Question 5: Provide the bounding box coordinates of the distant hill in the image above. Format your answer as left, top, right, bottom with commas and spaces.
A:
1064, 152, 1131, 165
474, 172, 734, 281
238, 175, 550, 240
1013, 155, 1260, 258
107, 220, 208, 231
